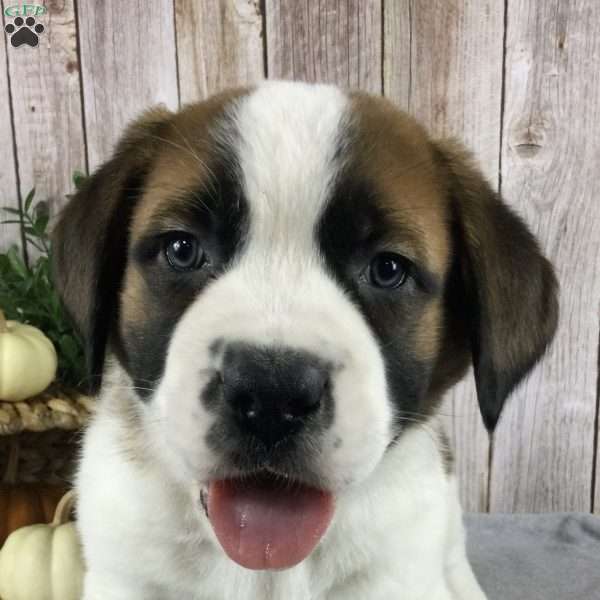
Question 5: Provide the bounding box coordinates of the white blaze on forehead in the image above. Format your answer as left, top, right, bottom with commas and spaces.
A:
232, 81, 349, 261
156, 82, 392, 489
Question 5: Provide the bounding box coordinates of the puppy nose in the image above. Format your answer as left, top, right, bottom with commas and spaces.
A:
222, 344, 329, 447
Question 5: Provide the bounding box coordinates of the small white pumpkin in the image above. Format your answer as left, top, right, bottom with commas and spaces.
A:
0, 490, 84, 600
0, 309, 57, 402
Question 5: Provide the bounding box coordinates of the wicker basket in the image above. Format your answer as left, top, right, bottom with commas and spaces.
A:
0, 385, 93, 436
0, 386, 93, 485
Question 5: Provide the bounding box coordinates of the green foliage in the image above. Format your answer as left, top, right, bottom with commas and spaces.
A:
0, 175, 87, 390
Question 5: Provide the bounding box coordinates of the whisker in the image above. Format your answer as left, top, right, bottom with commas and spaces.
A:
395, 416, 440, 446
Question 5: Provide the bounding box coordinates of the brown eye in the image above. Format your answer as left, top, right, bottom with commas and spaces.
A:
165, 234, 204, 272
369, 253, 408, 289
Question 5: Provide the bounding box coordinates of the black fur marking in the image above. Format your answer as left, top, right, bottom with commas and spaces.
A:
123, 151, 249, 399
97, 169, 150, 388
209, 337, 225, 358
464, 200, 558, 431
318, 170, 443, 433
53, 165, 153, 393
202, 371, 224, 411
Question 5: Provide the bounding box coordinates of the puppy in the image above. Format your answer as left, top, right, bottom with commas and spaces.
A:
53, 81, 558, 600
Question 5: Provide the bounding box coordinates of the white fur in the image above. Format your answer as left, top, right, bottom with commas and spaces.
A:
78, 371, 485, 600
76, 81, 487, 599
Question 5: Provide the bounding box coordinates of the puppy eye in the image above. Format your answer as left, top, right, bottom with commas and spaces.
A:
369, 252, 408, 289
164, 234, 204, 272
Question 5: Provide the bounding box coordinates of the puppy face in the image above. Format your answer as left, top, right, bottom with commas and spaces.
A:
53, 81, 557, 568
118, 83, 455, 488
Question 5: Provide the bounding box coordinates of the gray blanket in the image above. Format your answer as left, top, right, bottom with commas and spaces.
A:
465, 513, 600, 600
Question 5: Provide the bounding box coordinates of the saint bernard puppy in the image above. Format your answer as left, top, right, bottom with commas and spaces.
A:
53, 81, 558, 600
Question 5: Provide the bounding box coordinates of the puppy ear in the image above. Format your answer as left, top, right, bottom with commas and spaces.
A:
433, 140, 558, 432
52, 107, 171, 392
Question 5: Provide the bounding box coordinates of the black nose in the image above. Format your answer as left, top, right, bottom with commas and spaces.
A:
222, 344, 329, 447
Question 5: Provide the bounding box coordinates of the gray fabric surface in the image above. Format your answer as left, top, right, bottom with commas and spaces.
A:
465, 513, 600, 600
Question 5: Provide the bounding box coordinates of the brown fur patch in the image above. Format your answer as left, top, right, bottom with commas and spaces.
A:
119, 267, 151, 333
414, 298, 443, 361
347, 94, 557, 430
348, 93, 456, 411
436, 426, 454, 475
53, 89, 248, 391
129, 88, 249, 244
349, 93, 451, 275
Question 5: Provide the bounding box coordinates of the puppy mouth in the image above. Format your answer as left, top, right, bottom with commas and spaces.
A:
204, 470, 335, 570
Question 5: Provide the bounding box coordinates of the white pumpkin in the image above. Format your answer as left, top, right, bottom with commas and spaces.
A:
0, 309, 57, 402
0, 490, 84, 600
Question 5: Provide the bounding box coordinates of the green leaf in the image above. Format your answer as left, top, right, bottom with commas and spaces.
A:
34, 200, 49, 219
24, 237, 45, 253
1, 207, 22, 216
24, 188, 36, 212
59, 334, 79, 360
34, 213, 50, 236
0, 183, 87, 390
7, 246, 28, 278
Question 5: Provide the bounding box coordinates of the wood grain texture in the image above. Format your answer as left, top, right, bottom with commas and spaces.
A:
441, 379, 490, 513
266, 0, 382, 92
78, 0, 179, 171
595, 341, 599, 514
385, 0, 505, 181
0, 12, 19, 250
490, 0, 600, 512
2, 0, 85, 228
384, 1, 505, 512
382, 0, 410, 108
175, 0, 264, 104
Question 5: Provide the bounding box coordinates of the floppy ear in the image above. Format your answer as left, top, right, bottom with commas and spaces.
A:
433, 140, 558, 432
52, 107, 172, 392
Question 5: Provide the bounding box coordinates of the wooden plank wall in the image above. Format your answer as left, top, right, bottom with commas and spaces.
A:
266, 0, 381, 93
1, 0, 85, 253
77, 1, 179, 171
0, 0, 598, 513
492, 0, 600, 513
0, 8, 18, 248
176, 0, 264, 103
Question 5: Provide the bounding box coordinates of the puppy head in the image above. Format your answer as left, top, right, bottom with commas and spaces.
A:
53, 81, 557, 568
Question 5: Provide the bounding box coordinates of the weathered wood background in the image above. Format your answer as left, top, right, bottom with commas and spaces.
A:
1, 0, 598, 513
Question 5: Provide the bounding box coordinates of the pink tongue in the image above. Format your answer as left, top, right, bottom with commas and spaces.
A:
207, 477, 334, 570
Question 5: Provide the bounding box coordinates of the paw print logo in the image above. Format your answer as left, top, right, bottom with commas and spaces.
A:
5, 16, 45, 48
